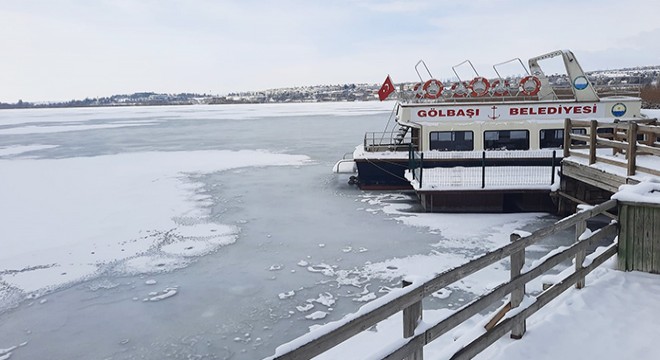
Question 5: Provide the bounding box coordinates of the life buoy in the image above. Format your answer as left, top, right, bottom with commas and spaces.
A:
413, 83, 424, 99
451, 82, 469, 98
519, 76, 541, 96
469, 77, 490, 97
490, 79, 510, 96
423, 79, 443, 99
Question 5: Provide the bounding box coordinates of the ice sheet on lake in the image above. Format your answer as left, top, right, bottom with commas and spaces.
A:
0, 102, 393, 128
0, 145, 58, 157
360, 193, 546, 249
0, 149, 309, 297
0, 123, 151, 135
273, 192, 546, 321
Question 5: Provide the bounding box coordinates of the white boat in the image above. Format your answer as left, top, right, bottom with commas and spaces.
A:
335, 50, 644, 198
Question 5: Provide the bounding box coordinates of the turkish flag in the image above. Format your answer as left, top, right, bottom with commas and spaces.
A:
378, 75, 395, 101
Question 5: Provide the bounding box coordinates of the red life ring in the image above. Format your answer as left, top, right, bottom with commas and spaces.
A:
519, 76, 541, 96
423, 79, 443, 99
451, 82, 469, 98
490, 79, 510, 96
413, 83, 424, 99
469, 77, 490, 97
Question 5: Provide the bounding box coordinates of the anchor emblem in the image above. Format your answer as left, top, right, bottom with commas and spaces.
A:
488, 105, 500, 120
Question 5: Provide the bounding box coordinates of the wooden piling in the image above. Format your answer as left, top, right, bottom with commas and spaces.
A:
618, 201, 660, 273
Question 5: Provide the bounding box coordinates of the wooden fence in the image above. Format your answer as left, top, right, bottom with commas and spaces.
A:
270, 199, 619, 360
563, 118, 660, 177
618, 200, 660, 273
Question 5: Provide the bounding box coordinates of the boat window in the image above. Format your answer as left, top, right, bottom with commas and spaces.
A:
429, 131, 474, 151
484, 130, 529, 150
539, 128, 587, 148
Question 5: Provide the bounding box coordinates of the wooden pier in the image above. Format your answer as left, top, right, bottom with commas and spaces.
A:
558, 117, 660, 214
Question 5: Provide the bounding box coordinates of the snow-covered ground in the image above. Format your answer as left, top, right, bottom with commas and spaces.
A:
0, 104, 657, 360
298, 258, 660, 360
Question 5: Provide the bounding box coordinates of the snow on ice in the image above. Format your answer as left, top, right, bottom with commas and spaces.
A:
0, 150, 309, 296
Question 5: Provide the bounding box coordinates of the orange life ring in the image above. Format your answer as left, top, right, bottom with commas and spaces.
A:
519, 76, 541, 96
490, 79, 510, 96
469, 77, 490, 97
413, 83, 424, 99
423, 79, 443, 99
451, 82, 469, 98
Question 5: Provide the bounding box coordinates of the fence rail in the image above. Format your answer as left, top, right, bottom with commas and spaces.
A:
563, 118, 660, 177
269, 199, 618, 360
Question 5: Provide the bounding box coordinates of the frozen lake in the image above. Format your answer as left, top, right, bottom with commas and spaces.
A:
0, 102, 567, 359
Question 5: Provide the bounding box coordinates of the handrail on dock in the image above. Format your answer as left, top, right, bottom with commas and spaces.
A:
563, 118, 660, 177
269, 200, 618, 360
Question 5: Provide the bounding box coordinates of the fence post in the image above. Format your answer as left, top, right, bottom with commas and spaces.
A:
563, 118, 572, 158
589, 119, 598, 165
575, 219, 587, 289
510, 233, 526, 339
627, 122, 638, 176
402, 280, 423, 360
613, 124, 621, 156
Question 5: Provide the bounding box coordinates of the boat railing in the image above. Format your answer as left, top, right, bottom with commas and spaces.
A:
396, 78, 642, 104
593, 84, 641, 98
396, 81, 559, 104
408, 145, 424, 187
589, 71, 643, 97
408, 150, 560, 190
363, 131, 419, 152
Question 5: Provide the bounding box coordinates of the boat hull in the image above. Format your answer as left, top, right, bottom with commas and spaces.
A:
354, 159, 411, 190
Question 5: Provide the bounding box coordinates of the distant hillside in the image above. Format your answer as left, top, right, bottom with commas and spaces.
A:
1, 66, 659, 110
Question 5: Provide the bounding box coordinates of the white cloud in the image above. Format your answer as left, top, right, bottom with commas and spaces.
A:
0, 0, 659, 102
355, 0, 434, 13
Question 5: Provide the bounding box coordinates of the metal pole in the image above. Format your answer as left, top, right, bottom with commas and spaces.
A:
551, 150, 556, 184
482, 151, 486, 189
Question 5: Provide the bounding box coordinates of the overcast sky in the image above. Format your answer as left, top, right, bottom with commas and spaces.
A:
2, 0, 659, 102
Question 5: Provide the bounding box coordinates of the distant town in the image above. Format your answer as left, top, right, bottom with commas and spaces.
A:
2, 66, 660, 110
